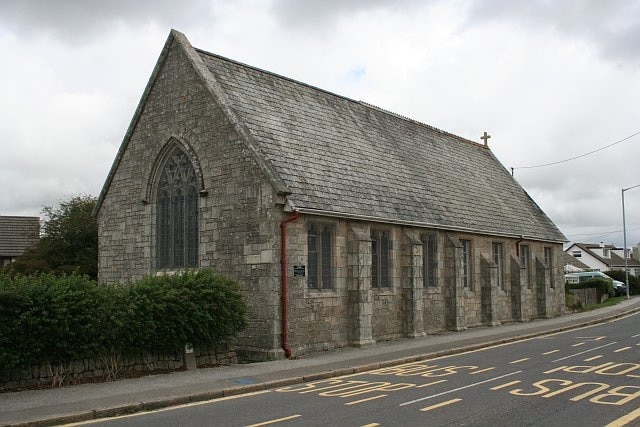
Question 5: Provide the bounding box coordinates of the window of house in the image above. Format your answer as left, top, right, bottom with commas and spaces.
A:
308, 224, 333, 290
461, 239, 471, 290
156, 147, 199, 269
371, 229, 390, 288
492, 242, 504, 289
520, 245, 530, 288
422, 234, 437, 287
572, 250, 581, 258
603, 248, 611, 258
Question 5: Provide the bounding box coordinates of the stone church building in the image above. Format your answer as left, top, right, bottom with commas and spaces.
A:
96, 30, 566, 361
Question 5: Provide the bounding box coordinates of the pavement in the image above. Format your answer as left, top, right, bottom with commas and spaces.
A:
2, 297, 640, 427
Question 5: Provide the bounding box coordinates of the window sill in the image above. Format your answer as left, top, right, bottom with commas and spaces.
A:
372, 288, 395, 296
305, 288, 338, 297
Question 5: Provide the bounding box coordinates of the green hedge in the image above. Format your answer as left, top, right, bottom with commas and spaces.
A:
566, 277, 613, 298
0, 270, 246, 371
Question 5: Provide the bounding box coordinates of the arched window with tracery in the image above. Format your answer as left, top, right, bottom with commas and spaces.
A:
156, 147, 199, 269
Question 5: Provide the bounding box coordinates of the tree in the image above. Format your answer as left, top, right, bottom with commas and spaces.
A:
5, 196, 98, 279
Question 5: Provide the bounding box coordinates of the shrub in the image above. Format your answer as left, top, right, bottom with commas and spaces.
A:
0, 270, 246, 372
566, 277, 613, 300
604, 270, 639, 295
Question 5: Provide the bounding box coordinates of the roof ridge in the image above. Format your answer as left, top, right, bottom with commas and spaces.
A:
357, 101, 486, 149
194, 48, 486, 150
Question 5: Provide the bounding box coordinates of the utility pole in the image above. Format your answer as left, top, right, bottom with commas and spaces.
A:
622, 184, 640, 300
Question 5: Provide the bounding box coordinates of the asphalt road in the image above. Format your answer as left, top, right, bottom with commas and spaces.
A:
73, 312, 640, 427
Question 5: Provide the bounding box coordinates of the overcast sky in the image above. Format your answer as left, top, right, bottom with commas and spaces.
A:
1, 0, 639, 248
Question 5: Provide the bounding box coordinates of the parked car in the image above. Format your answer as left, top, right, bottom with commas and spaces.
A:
612, 280, 628, 297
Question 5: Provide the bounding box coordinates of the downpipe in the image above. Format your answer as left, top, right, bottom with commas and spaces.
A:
280, 211, 299, 358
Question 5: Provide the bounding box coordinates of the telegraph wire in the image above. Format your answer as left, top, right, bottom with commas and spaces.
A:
565, 225, 640, 238
512, 129, 640, 171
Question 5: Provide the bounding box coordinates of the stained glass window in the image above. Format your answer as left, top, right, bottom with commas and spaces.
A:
156, 147, 198, 269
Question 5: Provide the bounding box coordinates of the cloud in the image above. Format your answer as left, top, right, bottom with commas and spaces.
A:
0, 0, 214, 43
269, 0, 425, 31
465, 0, 640, 63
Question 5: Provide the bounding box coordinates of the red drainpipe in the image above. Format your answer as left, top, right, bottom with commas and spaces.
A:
280, 211, 299, 359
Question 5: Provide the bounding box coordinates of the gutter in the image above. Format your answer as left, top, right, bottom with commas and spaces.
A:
279, 211, 299, 358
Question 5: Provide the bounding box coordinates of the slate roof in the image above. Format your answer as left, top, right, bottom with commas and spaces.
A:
571, 243, 640, 268
96, 30, 566, 243
0, 216, 39, 257
195, 48, 564, 242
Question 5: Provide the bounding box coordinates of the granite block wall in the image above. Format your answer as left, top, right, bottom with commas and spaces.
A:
97, 35, 566, 362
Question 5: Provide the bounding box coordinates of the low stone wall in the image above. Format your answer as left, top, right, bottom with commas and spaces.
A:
0, 345, 236, 392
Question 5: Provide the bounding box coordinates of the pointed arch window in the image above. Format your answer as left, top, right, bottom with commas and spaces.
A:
156, 147, 199, 269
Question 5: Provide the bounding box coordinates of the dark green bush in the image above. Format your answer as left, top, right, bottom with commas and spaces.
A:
604, 270, 639, 295
0, 270, 246, 372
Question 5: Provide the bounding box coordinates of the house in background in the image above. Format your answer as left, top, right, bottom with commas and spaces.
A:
564, 242, 640, 277
560, 250, 591, 273
96, 30, 567, 361
0, 216, 40, 267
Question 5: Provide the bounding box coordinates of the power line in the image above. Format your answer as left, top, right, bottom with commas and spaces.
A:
565, 225, 640, 238
513, 129, 640, 170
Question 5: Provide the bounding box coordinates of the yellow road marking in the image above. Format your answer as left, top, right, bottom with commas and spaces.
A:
542, 350, 560, 355
420, 398, 462, 412
361, 424, 380, 427
491, 380, 521, 390
67, 391, 273, 425
417, 379, 447, 388
572, 342, 585, 347
585, 355, 603, 361
246, 415, 301, 427
544, 366, 568, 374
469, 367, 496, 375
605, 406, 640, 427
614, 347, 632, 353
345, 395, 387, 405
510, 358, 530, 364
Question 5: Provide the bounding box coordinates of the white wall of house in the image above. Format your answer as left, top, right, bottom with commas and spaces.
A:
564, 244, 609, 271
